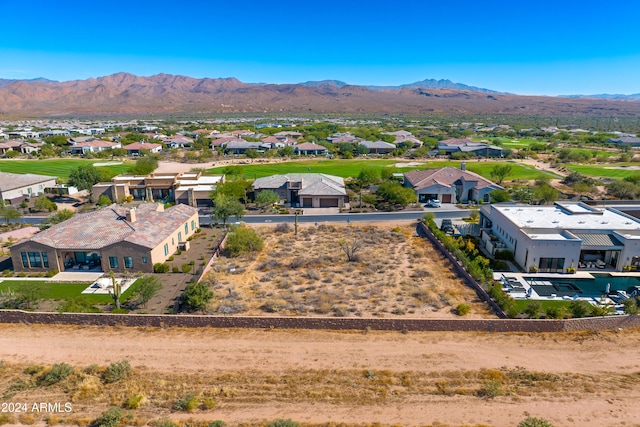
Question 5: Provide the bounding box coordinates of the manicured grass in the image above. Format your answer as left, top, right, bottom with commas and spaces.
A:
512, 299, 572, 312
564, 163, 640, 180
207, 159, 558, 181
0, 159, 132, 179
0, 278, 141, 303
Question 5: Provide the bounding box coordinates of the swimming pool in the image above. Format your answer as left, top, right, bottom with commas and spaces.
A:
528, 274, 640, 298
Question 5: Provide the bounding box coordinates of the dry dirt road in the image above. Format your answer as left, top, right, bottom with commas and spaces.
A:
1, 324, 640, 426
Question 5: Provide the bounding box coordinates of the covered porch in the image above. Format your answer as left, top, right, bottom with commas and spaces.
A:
62, 251, 103, 272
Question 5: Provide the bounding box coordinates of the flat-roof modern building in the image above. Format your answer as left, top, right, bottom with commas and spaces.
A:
92, 172, 224, 207
479, 202, 640, 273
0, 172, 58, 205
11, 203, 199, 274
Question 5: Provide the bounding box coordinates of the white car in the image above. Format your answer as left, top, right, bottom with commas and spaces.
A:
425, 199, 441, 208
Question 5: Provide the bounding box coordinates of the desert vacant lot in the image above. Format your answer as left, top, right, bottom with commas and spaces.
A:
204, 224, 492, 318
0, 324, 639, 427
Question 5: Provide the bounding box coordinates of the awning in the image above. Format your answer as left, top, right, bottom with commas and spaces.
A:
574, 233, 622, 247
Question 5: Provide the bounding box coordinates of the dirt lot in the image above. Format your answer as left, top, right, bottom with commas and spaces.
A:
0, 324, 639, 427
204, 224, 492, 318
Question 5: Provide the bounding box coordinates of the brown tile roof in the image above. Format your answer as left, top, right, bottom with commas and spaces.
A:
404, 167, 502, 191
24, 203, 197, 250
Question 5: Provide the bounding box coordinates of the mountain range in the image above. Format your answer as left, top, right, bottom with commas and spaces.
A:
0, 73, 639, 117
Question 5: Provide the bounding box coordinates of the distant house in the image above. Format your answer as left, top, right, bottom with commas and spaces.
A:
69, 140, 121, 155
382, 130, 423, 147
224, 140, 266, 155
11, 203, 199, 274
273, 131, 303, 139
403, 166, 503, 203
437, 138, 502, 157
0, 172, 58, 204
163, 135, 194, 149
253, 173, 349, 208
210, 137, 243, 149
261, 136, 288, 148
607, 137, 640, 147
359, 140, 395, 154
293, 142, 328, 156
124, 141, 162, 155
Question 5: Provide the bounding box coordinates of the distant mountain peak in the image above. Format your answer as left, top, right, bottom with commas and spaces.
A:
300, 80, 349, 88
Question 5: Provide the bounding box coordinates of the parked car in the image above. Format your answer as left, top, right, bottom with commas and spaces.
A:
425, 199, 441, 208
440, 218, 454, 234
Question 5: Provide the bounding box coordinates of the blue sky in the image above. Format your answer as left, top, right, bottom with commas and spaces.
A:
2, 0, 640, 95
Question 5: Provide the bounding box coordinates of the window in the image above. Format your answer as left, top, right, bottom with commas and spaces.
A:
109, 256, 118, 269
164, 243, 169, 256
28, 252, 42, 268
178, 232, 182, 242
142, 256, 147, 264
124, 257, 133, 269
191, 220, 195, 231
42, 252, 49, 268
21, 252, 28, 268
185, 223, 188, 235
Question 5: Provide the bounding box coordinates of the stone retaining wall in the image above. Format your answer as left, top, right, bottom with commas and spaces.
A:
1, 310, 639, 332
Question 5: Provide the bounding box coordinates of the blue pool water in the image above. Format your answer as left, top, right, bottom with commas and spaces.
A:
529, 274, 640, 298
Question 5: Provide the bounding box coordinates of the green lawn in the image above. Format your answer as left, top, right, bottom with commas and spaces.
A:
512, 299, 572, 312
207, 159, 558, 181
564, 163, 640, 180
0, 159, 132, 179
0, 279, 140, 303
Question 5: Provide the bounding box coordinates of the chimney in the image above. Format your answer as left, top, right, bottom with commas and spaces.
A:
461, 162, 466, 171
126, 208, 137, 223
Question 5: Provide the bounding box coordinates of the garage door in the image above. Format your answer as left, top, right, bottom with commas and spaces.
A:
442, 194, 452, 203
320, 198, 339, 207
302, 198, 313, 207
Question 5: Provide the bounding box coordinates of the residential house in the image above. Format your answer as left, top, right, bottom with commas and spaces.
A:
11, 203, 199, 274
438, 138, 503, 157
359, 140, 395, 154
68, 140, 121, 155
163, 135, 194, 149
382, 130, 423, 147
607, 137, 640, 147
273, 131, 303, 139
92, 171, 224, 207
123, 141, 162, 155
479, 202, 640, 273
0, 172, 58, 204
403, 166, 503, 204
224, 140, 265, 155
293, 142, 328, 156
253, 173, 349, 208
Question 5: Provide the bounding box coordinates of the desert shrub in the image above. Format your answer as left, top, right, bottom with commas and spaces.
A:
477, 380, 502, 399
152, 418, 178, 427
172, 266, 180, 273
569, 300, 593, 318
37, 363, 73, 386
225, 226, 264, 257
45, 270, 59, 277
208, 421, 227, 427
173, 393, 198, 413
289, 258, 307, 269
153, 263, 170, 273
455, 303, 471, 316
183, 281, 215, 312
124, 394, 144, 409
91, 407, 123, 427
274, 223, 291, 233
0, 413, 15, 425
102, 360, 131, 384
181, 263, 192, 273
24, 364, 44, 375
267, 420, 299, 427
518, 417, 555, 427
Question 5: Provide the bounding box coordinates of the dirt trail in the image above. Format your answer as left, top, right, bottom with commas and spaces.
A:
1, 324, 640, 426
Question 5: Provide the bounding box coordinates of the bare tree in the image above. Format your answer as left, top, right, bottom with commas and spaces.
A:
338, 238, 363, 262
